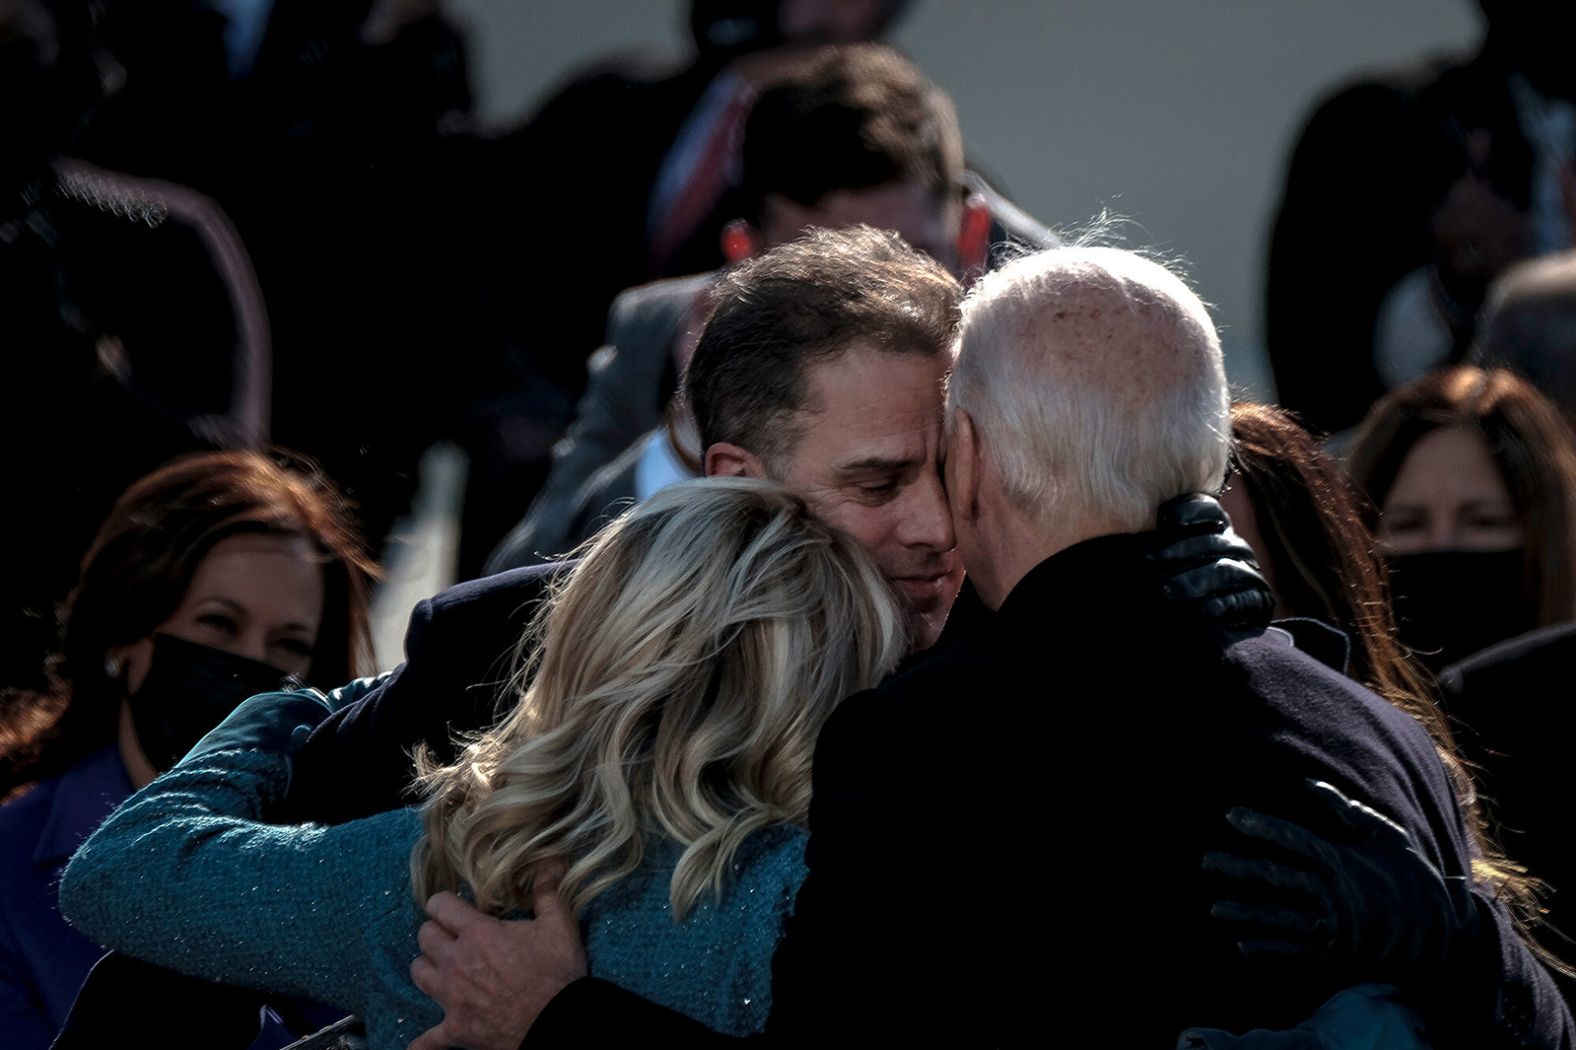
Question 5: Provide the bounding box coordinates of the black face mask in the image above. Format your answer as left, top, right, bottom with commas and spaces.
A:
1386, 549, 1536, 672
126, 634, 300, 771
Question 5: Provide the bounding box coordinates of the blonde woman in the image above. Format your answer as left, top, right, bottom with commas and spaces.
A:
60, 478, 907, 1049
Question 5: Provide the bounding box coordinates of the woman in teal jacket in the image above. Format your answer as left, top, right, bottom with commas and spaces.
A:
61, 479, 908, 1049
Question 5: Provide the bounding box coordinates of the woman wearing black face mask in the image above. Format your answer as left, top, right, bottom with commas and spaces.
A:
1348, 365, 1576, 673
0, 451, 373, 1050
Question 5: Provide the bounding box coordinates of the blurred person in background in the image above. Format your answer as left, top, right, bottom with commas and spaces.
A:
1347, 365, 1576, 672
484, 43, 1048, 573
475, 0, 912, 396
1265, 0, 1576, 436
1475, 250, 1576, 427
1223, 403, 1553, 973
0, 451, 374, 1050
1225, 403, 1441, 704
1438, 614, 1576, 1009
68, 0, 478, 556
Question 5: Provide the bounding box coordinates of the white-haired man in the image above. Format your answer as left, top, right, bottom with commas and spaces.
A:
408, 247, 1573, 1048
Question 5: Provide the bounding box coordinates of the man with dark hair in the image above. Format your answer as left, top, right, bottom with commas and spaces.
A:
706, 42, 981, 274
689, 227, 965, 646
483, 43, 1047, 572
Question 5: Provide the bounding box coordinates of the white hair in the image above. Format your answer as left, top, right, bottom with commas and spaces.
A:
947, 246, 1229, 532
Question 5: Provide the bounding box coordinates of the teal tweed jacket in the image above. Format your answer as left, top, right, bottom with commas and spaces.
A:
59, 698, 807, 1050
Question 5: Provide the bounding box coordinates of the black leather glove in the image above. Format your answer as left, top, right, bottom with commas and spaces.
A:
1147, 493, 1274, 632
1204, 779, 1483, 980
181, 689, 335, 766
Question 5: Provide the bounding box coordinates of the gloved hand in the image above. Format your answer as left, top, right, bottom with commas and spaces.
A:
180, 689, 336, 765
1148, 493, 1274, 632
322, 672, 394, 713
1204, 779, 1483, 980
1178, 983, 1426, 1050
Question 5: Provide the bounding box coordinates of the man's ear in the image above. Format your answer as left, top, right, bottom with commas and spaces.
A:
720, 220, 763, 265
948, 410, 983, 523
956, 195, 993, 277
704, 442, 769, 479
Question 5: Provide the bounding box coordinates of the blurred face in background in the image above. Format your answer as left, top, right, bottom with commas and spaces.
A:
1376, 424, 1532, 669
1376, 425, 1524, 554
747, 180, 966, 274
110, 532, 326, 784
114, 533, 325, 690
778, 0, 890, 44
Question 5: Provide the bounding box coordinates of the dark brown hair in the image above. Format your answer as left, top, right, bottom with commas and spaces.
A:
1229, 403, 1546, 944
684, 224, 961, 467
736, 43, 964, 225
1230, 404, 1440, 736
1, 450, 376, 796
1347, 365, 1576, 627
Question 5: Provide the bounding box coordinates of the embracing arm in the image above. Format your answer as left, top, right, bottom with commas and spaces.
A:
281, 565, 560, 826
58, 693, 418, 1017
1208, 781, 1574, 1048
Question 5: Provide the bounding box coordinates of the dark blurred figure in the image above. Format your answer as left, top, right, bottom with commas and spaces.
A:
1475, 250, 1576, 427
1, 0, 274, 693
69, 0, 477, 554
484, 43, 1049, 572
479, 0, 910, 391
1348, 365, 1576, 670
1438, 619, 1576, 1005
1225, 404, 1432, 699
0, 452, 374, 1050
1222, 403, 1544, 945
1265, 1, 1576, 435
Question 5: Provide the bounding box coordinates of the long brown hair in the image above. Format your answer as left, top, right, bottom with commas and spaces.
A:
1228, 403, 1548, 949
0, 451, 376, 797
1347, 365, 1576, 627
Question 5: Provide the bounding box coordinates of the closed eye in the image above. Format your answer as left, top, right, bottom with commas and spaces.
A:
273, 637, 315, 659
197, 612, 240, 635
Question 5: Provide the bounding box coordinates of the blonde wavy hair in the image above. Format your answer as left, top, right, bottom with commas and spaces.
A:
411, 478, 908, 920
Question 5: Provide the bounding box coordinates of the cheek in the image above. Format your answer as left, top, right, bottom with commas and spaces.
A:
117, 637, 156, 695
809, 501, 899, 567
1461, 519, 1527, 550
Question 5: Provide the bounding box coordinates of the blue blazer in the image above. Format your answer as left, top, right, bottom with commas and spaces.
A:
0, 744, 131, 1050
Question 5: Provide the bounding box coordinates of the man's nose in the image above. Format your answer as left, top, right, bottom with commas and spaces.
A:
899, 472, 957, 552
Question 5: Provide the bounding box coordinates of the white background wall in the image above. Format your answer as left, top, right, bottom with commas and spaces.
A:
448, 0, 1484, 396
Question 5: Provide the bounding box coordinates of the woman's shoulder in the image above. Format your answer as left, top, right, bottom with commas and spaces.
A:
0, 745, 129, 860
728, 824, 808, 891
586, 824, 808, 920
580, 825, 808, 1036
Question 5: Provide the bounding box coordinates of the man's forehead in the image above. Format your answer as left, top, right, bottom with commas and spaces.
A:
785, 344, 948, 468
